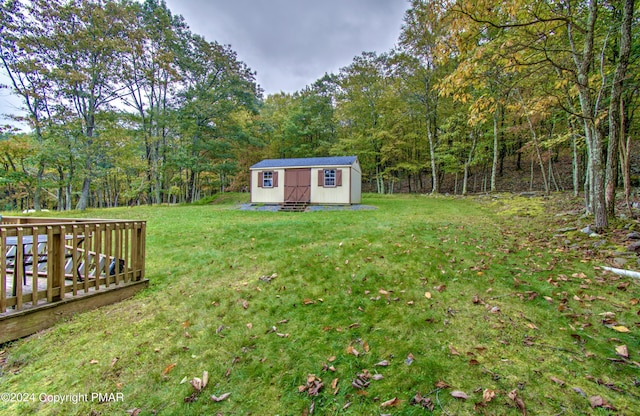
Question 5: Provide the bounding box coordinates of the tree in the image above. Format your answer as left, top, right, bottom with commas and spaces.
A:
446, 0, 639, 229
605, 0, 635, 216
400, 0, 453, 194
176, 35, 259, 202
4, 0, 139, 210
120, 0, 188, 204
0, 0, 56, 210
335, 52, 394, 193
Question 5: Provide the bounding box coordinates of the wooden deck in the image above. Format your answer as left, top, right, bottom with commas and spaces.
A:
1, 216, 147, 343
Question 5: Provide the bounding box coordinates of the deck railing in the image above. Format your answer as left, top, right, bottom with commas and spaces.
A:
1, 216, 146, 313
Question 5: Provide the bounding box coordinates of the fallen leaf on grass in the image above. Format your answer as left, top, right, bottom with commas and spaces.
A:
372, 374, 384, 380
508, 389, 526, 415
303, 298, 316, 305
347, 345, 359, 357
380, 397, 400, 407
89, 359, 99, 365
126, 409, 141, 416
110, 357, 119, 367
351, 372, 371, 389
615, 345, 629, 358
449, 345, 460, 356
434, 380, 451, 389
451, 390, 469, 400
572, 387, 587, 396
331, 378, 339, 389
189, 371, 209, 392
550, 376, 566, 386
611, 325, 630, 333
190, 377, 203, 392
210, 392, 231, 402
258, 273, 277, 282
589, 395, 615, 410
303, 401, 315, 416
375, 360, 390, 366
424, 291, 432, 299
298, 375, 324, 396
483, 389, 496, 402
410, 392, 434, 410
162, 363, 176, 376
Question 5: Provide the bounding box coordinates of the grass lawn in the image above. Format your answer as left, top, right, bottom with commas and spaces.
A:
1, 193, 638, 415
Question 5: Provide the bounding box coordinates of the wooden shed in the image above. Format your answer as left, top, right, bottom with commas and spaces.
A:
250, 156, 361, 207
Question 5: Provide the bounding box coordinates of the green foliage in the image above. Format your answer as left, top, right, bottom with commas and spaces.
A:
0, 0, 638, 219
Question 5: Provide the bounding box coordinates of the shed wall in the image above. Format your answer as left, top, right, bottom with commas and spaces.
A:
350, 161, 362, 204
251, 169, 285, 203
250, 160, 362, 205
310, 167, 352, 204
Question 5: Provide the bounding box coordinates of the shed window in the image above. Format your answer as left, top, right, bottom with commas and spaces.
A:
263, 171, 274, 188
318, 169, 342, 187
324, 169, 336, 187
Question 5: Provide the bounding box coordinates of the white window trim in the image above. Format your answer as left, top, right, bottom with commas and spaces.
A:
324, 169, 336, 187
263, 171, 274, 188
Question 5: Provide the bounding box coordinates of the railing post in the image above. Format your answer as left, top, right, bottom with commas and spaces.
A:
1, 228, 7, 313
31, 226, 40, 305
48, 225, 66, 302
132, 222, 145, 282
94, 224, 103, 290
15, 228, 24, 310
104, 223, 112, 287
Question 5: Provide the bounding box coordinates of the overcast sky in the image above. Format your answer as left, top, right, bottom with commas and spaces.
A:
164, 0, 409, 95
0, 0, 410, 128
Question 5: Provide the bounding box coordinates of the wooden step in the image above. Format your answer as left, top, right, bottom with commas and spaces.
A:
280, 202, 309, 212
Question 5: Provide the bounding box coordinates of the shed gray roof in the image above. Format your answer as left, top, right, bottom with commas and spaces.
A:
250, 156, 358, 169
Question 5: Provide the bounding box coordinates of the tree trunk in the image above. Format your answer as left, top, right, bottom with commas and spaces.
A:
570, 0, 607, 230
619, 98, 633, 216
76, 177, 91, 211
591, 126, 607, 230
570, 118, 580, 197
462, 131, 477, 196
490, 109, 499, 192
33, 164, 45, 210
427, 124, 438, 194
605, 0, 634, 217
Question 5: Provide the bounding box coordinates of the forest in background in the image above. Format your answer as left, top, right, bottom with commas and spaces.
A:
1, 0, 639, 229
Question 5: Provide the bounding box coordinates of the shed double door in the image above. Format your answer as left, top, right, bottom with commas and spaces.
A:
284, 169, 311, 203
